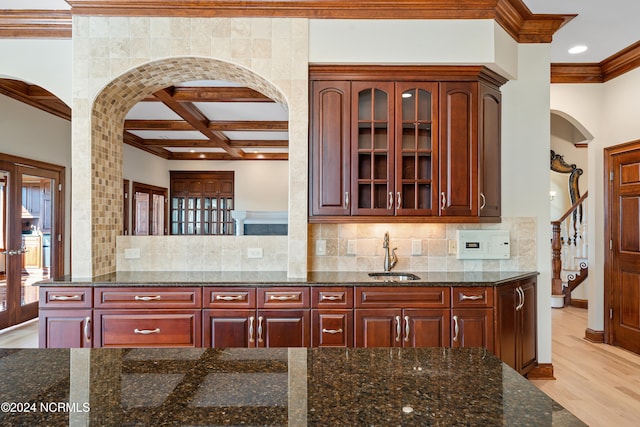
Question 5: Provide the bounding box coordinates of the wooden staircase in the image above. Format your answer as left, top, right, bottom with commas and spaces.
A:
551, 192, 588, 307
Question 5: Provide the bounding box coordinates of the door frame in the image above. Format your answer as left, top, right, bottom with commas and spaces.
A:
0, 153, 65, 328
603, 139, 640, 344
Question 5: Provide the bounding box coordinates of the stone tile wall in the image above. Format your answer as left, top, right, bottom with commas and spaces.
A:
72, 17, 309, 277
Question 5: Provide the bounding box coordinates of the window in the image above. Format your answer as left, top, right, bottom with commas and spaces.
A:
131, 182, 168, 235
170, 171, 234, 235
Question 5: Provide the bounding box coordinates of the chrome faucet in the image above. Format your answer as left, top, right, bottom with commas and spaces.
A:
383, 231, 398, 272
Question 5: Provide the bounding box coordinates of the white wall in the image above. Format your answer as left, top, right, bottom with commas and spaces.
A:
501, 44, 552, 364
123, 145, 289, 212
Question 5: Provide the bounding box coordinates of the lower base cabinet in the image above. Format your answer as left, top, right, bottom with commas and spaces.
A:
38, 277, 537, 375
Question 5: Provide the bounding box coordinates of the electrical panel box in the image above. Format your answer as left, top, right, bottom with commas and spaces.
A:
456, 230, 510, 259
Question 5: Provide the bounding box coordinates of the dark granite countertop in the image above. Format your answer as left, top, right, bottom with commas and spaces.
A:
0, 347, 583, 426
36, 270, 538, 287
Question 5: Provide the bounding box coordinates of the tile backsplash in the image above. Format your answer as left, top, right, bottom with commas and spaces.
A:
116, 217, 536, 274
307, 217, 537, 272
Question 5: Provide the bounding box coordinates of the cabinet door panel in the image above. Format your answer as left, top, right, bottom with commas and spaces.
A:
39, 309, 92, 348
355, 309, 400, 347
478, 84, 501, 217
351, 82, 395, 216
310, 81, 352, 215
405, 309, 450, 347
203, 309, 255, 348
258, 310, 310, 348
439, 82, 478, 216
519, 279, 537, 374
494, 284, 518, 370
312, 310, 353, 347
452, 308, 494, 351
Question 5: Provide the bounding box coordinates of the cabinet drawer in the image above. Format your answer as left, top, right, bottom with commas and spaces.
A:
258, 287, 309, 308
356, 287, 449, 308
311, 287, 353, 308
452, 287, 493, 308
95, 310, 201, 347
312, 310, 353, 347
94, 287, 201, 309
40, 287, 93, 308
204, 287, 256, 309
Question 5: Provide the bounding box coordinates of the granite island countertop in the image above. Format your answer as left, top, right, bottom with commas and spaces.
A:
36, 270, 539, 287
0, 347, 583, 426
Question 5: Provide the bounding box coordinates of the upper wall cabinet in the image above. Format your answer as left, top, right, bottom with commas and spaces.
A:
309, 66, 506, 223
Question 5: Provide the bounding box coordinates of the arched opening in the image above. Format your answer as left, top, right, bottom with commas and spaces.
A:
90, 57, 288, 275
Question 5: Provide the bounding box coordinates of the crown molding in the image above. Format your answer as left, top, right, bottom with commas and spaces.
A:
64, 0, 573, 44
551, 41, 640, 83
0, 10, 71, 38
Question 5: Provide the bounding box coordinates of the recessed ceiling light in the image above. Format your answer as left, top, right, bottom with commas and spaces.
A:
568, 45, 588, 54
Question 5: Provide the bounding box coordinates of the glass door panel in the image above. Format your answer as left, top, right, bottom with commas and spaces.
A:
396, 83, 438, 216
0, 170, 9, 319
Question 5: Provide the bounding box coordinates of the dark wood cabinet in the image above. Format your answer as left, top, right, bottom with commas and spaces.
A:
39, 309, 92, 348
494, 277, 537, 375
309, 66, 506, 222
355, 286, 450, 347
311, 287, 354, 347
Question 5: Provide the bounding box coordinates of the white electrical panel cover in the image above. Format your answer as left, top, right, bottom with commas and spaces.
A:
456, 230, 510, 259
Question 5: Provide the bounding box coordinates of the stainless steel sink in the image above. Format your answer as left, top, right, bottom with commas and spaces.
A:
368, 272, 421, 281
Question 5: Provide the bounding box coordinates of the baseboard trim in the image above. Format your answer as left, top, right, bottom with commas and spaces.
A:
584, 328, 605, 343
526, 363, 555, 380
570, 299, 588, 309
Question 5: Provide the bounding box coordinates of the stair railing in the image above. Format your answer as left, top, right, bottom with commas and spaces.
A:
551, 191, 588, 301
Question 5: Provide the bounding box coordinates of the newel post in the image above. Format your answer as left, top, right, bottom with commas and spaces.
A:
551, 221, 564, 298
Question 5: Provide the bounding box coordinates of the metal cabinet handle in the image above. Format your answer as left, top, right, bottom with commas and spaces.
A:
134, 328, 160, 335
452, 315, 459, 342
460, 294, 483, 301
345, 191, 350, 209
396, 191, 402, 209
269, 295, 297, 301
388, 192, 394, 210
395, 315, 401, 342
83, 317, 91, 342
515, 287, 521, 311
320, 295, 342, 301
257, 316, 264, 343
249, 316, 255, 343
404, 315, 410, 342
134, 295, 161, 301
50, 295, 82, 301
322, 328, 343, 334
441, 192, 446, 210
215, 295, 245, 301
480, 192, 486, 210
517, 286, 525, 311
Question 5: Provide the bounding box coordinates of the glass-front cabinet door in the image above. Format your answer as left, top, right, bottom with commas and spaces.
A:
351, 82, 395, 216
395, 82, 438, 216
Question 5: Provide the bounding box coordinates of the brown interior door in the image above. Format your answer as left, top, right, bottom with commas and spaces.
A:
608, 144, 640, 354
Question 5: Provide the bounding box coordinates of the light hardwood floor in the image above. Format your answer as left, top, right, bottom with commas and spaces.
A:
1, 308, 639, 426
530, 306, 640, 427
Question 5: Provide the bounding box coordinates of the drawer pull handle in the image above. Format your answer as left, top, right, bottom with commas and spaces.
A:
257, 316, 264, 343
404, 315, 410, 342
134, 328, 160, 335
269, 295, 297, 301
460, 294, 484, 301
50, 295, 82, 301
452, 315, 459, 342
134, 295, 161, 301
395, 315, 401, 342
84, 317, 91, 342
249, 316, 255, 343
216, 295, 245, 301
322, 328, 343, 334
320, 295, 342, 301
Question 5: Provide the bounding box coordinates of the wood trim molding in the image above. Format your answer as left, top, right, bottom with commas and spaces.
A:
65, 0, 573, 44
0, 10, 71, 38
551, 41, 640, 83
526, 363, 555, 380
570, 299, 588, 309
584, 328, 605, 343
